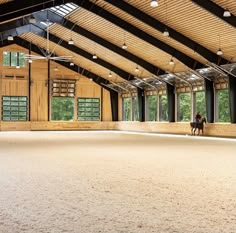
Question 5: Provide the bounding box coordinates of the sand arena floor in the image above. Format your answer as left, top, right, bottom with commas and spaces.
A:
0, 131, 236, 233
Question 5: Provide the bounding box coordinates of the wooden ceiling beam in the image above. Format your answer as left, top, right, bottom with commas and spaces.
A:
0, 36, 113, 90
192, 0, 236, 28
74, 0, 205, 70
102, 0, 228, 65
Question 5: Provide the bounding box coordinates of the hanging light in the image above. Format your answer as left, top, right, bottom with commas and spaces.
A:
135, 66, 139, 72
68, 38, 74, 45
108, 72, 112, 78
70, 62, 74, 66
29, 15, 36, 24
163, 28, 169, 37
169, 58, 175, 65
89, 78, 93, 81
223, 9, 231, 17
7, 35, 14, 41
150, 0, 158, 7
28, 59, 33, 63
92, 53, 97, 59
16, 65, 20, 69
217, 48, 223, 56
122, 42, 127, 50
54, 67, 58, 71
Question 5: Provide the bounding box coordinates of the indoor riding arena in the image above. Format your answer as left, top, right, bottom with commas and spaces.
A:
0, 1, 236, 233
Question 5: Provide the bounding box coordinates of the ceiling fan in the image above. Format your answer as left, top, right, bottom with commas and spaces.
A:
24, 19, 73, 63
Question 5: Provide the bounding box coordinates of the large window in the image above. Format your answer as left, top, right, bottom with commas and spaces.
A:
3, 51, 25, 67
122, 97, 131, 121
194, 91, 206, 118
132, 97, 139, 121
216, 89, 230, 122
2, 96, 27, 121
159, 95, 168, 121
177, 93, 191, 122
51, 97, 74, 121
146, 95, 157, 121
78, 98, 100, 121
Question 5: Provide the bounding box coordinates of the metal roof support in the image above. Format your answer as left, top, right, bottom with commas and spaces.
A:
137, 88, 145, 122
167, 84, 175, 122
75, 0, 204, 70
204, 79, 215, 123
103, 0, 228, 65
192, 0, 236, 28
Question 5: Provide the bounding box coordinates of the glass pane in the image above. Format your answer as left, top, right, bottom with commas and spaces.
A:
133, 97, 139, 121
77, 98, 100, 121
146, 95, 157, 121
1, 96, 27, 121
19, 97, 27, 101
123, 98, 131, 121
11, 52, 18, 67
195, 91, 206, 119
3, 116, 11, 121
19, 52, 25, 67
11, 97, 19, 101
159, 95, 168, 121
51, 97, 74, 121
3, 51, 10, 66
177, 93, 191, 122
216, 89, 230, 122
2, 96, 10, 101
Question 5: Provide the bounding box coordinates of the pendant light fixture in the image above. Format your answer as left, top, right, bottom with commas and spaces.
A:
169, 58, 175, 65
68, 38, 74, 45
92, 54, 97, 59
150, 0, 158, 7
217, 35, 223, 56
163, 0, 169, 37
223, 9, 231, 17
108, 72, 112, 78
135, 66, 139, 72
122, 32, 128, 50
7, 35, 14, 41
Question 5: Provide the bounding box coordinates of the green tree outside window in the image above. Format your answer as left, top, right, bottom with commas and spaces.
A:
195, 91, 206, 118
133, 97, 139, 121
177, 93, 191, 122
146, 95, 157, 121
159, 95, 168, 121
51, 97, 74, 121
216, 89, 230, 122
123, 98, 131, 121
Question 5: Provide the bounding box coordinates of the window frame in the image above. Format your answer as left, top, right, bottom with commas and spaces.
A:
77, 97, 100, 121
1, 96, 28, 121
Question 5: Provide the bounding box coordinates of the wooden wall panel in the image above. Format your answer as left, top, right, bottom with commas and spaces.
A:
102, 88, 112, 121
0, 44, 111, 127
30, 60, 48, 121
1, 79, 28, 96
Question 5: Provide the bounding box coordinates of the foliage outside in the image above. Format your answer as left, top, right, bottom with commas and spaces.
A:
195, 91, 206, 119
123, 98, 131, 121
133, 97, 139, 121
178, 93, 191, 122
146, 95, 157, 121
159, 95, 168, 121
216, 89, 230, 122
51, 97, 74, 121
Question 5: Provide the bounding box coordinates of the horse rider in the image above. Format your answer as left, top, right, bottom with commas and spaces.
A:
195, 112, 202, 123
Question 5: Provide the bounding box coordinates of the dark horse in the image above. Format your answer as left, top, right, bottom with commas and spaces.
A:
190, 117, 207, 135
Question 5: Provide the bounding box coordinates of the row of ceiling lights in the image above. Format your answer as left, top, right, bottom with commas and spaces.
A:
150, 0, 232, 18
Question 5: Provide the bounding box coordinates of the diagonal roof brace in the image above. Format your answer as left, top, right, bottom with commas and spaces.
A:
0, 36, 115, 92
102, 0, 228, 65
74, 0, 205, 70
192, 0, 236, 28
